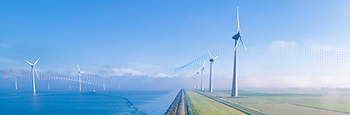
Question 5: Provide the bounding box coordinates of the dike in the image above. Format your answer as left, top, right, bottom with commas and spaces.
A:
164, 89, 185, 115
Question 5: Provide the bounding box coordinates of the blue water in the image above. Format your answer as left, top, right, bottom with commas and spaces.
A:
0, 89, 178, 115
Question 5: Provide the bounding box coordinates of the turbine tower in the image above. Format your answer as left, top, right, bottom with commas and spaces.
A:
24, 57, 41, 93
199, 61, 205, 90
77, 64, 84, 91
207, 49, 218, 92
231, 7, 247, 97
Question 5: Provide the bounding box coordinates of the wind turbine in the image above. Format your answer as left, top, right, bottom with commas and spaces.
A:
199, 61, 205, 90
194, 70, 200, 90
231, 7, 247, 97
77, 64, 84, 91
11, 69, 19, 90
103, 70, 106, 90
24, 57, 41, 93
207, 49, 218, 92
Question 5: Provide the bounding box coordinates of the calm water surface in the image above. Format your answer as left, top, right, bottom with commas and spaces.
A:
0, 89, 178, 115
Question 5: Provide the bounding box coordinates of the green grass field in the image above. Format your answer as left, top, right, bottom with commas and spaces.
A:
251, 93, 350, 113
184, 90, 246, 115
206, 90, 350, 115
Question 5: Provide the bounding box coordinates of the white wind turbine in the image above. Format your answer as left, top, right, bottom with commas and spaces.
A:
207, 49, 218, 92
103, 70, 106, 90
77, 64, 84, 91
194, 70, 199, 90
199, 61, 205, 90
11, 69, 19, 90
231, 7, 247, 97
24, 57, 41, 93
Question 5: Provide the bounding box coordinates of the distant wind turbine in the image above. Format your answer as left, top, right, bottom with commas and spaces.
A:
199, 61, 205, 90
77, 64, 84, 91
11, 69, 19, 90
231, 7, 247, 97
195, 71, 199, 76
208, 49, 218, 92
24, 57, 41, 93
103, 70, 106, 90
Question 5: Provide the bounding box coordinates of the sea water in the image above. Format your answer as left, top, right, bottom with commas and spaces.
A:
0, 89, 179, 115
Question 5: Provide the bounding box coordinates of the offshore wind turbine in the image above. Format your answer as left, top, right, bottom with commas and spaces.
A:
207, 49, 218, 92
24, 57, 41, 93
11, 69, 18, 90
103, 71, 106, 90
77, 64, 84, 91
231, 7, 247, 97
199, 61, 205, 90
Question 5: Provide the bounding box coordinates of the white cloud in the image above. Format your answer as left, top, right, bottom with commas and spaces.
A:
112, 68, 142, 76
149, 73, 171, 78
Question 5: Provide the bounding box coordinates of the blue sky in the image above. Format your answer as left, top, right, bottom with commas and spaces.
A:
1, 0, 350, 88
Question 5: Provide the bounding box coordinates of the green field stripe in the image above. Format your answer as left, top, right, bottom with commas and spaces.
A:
196, 91, 270, 115
184, 90, 246, 115
294, 104, 350, 114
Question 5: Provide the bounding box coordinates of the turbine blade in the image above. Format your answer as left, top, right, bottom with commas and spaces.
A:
240, 38, 247, 50
77, 64, 81, 72
24, 60, 33, 65
207, 49, 213, 58
202, 61, 206, 67
213, 56, 218, 60
33, 57, 41, 65
34, 67, 40, 80
12, 69, 16, 76
237, 7, 240, 33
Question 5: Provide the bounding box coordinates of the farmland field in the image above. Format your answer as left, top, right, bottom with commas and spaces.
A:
201, 89, 350, 115
184, 90, 246, 115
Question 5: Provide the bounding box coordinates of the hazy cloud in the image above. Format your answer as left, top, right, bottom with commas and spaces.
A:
0, 57, 15, 63
239, 75, 350, 88
270, 39, 348, 52
303, 39, 347, 52
112, 68, 143, 76
270, 40, 298, 46
1, 43, 7, 48
128, 62, 154, 68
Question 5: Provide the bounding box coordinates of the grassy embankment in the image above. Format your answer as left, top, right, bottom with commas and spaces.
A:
184, 90, 247, 115
164, 89, 183, 115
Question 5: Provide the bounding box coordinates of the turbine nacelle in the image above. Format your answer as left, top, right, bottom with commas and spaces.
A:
207, 49, 219, 62
195, 71, 199, 75
77, 64, 85, 74
232, 33, 241, 40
